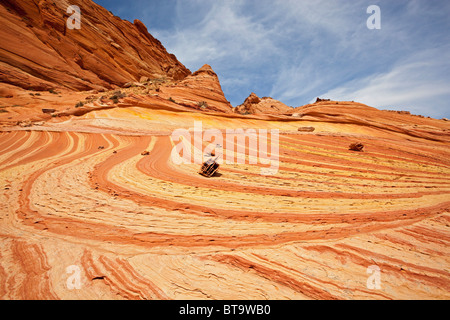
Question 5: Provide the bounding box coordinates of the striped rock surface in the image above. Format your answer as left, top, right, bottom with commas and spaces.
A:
0, 103, 450, 300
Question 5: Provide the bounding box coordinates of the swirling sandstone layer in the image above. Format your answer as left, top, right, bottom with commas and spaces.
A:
0, 104, 449, 300
0, 0, 449, 301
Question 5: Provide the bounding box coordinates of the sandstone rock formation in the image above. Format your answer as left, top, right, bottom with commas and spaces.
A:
235, 93, 294, 115
1, 0, 450, 302
0, 0, 190, 91
158, 64, 233, 113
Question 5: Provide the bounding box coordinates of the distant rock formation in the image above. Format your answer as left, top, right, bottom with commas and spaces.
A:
315, 98, 331, 103
385, 110, 412, 115
235, 93, 294, 115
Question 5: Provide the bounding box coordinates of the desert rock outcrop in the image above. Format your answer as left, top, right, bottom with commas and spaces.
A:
158, 64, 233, 113
235, 93, 294, 115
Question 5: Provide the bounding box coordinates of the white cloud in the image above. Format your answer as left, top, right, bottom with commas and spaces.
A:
154, 0, 280, 70
319, 48, 450, 118
146, 0, 450, 117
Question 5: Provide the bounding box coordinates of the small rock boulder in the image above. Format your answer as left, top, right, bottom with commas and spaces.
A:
349, 142, 364, 152
42, 108, 56, 114
17, 121, 32, 127
297, 127, 315, 132
123, 82, 145, 88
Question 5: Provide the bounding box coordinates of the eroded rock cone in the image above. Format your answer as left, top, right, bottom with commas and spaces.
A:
234, 92, 293, 115
349, 142, 364, 152
159, 64, 233, 113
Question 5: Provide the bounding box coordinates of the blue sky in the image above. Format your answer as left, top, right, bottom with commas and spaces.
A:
94, 0, 450, 118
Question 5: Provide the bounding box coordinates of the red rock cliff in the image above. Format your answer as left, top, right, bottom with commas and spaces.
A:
0, 0, 191, 91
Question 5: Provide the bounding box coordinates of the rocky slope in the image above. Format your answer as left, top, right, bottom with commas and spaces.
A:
0, 0, 190, 91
